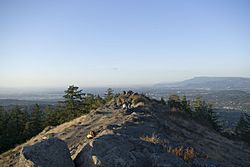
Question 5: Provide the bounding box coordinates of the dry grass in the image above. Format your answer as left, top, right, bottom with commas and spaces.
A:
140, 134, 197, 162
167, 146, 196, 161
140, 134, 163, 145
183, 147, 195, 161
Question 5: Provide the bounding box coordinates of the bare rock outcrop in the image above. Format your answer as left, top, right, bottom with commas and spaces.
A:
74, 134, 189, 167
18, 137, 74, 167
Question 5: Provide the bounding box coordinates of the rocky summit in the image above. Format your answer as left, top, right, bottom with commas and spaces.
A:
0, 93, 250, 167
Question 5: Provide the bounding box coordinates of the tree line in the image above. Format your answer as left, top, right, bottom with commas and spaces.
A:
0, 85, 114, 153
167, 95, 222, 132
166, 95, 250, 144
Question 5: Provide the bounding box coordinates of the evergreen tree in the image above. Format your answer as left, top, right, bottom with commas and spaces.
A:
206, 104, 222, 132
0, 106, 5, 135
84, 94, 95, 110
0, 106, 9, 152
160, 97, 166, 105
167, 95, 181, 111
83, 93, 106, 110
62, 85, 85, 120
181, 96, 191, 114
235, 113, 250, 143
44, 105, 59, 126
95, 95, 105, 108
25, 104, 44, 138
5, 106, 28, 149
192, 98, 222, 132
192, 97, 207, 119
105, 88, 114, 102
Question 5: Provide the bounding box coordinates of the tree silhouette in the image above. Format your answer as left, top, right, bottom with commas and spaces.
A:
62, 85, 85, 120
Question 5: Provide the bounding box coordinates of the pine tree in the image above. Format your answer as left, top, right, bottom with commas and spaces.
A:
181, 96, 191, 114
191, 98, 222, 132
105, 88, 114, 102
168, 95, 181, 112
160, 97, 166, 105
235, 113, 250, 143
44, 105, 59, 126
0, 106, 4, 135
206, 104, 222, 132
95, 95, 105, 107
84, 93, 95, 111
62, 85, 85, 120
0, 106, 9, 152
192, 97, 207, 119
5, 106, 28, 149
82, 93, 106, 111
25, 104, 44, 138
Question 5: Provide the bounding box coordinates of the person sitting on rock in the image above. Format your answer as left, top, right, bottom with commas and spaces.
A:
122, 102, 128, 110
128, 101, 132, 109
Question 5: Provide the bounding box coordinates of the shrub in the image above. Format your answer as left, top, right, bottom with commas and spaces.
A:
140, 134, 163, 145
168, 146, 196, 161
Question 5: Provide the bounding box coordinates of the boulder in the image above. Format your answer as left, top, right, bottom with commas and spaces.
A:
18, 137, 74, 167
74, 134, 138, 167
74, 134, 189, 167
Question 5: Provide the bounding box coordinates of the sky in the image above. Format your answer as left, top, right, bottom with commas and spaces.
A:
0, 0, 250, 88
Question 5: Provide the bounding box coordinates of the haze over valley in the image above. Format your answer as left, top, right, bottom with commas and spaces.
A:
1, 77, 250, 129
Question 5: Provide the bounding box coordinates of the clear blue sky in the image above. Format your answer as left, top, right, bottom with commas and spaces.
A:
0, 0, 250, 88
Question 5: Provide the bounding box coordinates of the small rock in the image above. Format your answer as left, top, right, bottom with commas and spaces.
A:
87, 131, 96, 139
42, 136, 48, 140
92, 155, 101, 165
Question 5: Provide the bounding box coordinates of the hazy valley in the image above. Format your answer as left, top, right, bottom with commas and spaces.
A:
1, 77, 249, 129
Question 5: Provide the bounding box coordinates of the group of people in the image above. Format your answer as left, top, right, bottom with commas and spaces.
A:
122, 101, 132, 110
119, 90, 138, 110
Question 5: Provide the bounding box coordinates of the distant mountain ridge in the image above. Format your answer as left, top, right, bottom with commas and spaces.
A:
155, 77, 250, 90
